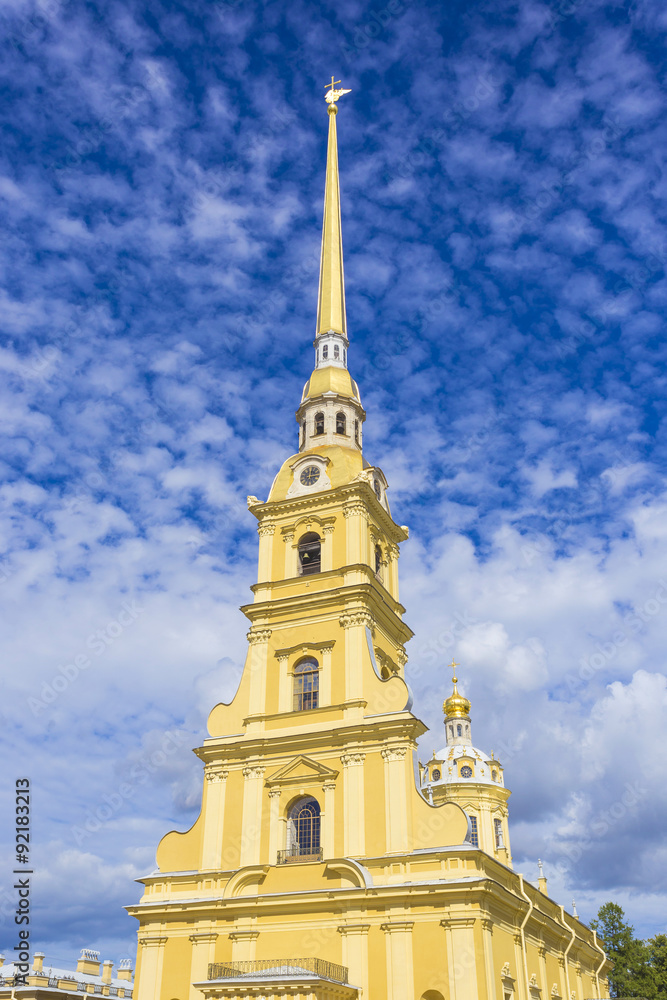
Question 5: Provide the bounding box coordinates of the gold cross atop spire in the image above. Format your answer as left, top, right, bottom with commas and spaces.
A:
316, 78, 350, 337
449, 658, 459, 682
324, 77, 352, 105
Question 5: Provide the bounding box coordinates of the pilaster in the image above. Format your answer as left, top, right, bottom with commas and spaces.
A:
340, 751, 366, 856
257, 522, 275, 581
380, 921, 414, 1000
338, 923, 370, 998
135, 936, 167, 1000
240, 765, 265, 867
322, 781, 337, 858
268, 788, 281, 864
246, 627, 272, 718
339, 611, 372, 701
441, 917, 479, 1000
188, 932, 218, 1000
201, 767, 229, 870
381, 746, 410, 853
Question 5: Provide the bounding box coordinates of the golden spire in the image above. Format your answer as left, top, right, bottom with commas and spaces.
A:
443, 660, 471, 719
316, 77, 350, 338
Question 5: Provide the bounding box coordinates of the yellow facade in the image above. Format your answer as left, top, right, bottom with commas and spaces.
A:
127, 84, 611, 1000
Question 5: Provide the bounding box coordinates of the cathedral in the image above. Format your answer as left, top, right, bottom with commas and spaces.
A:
127, 84, 611, 1000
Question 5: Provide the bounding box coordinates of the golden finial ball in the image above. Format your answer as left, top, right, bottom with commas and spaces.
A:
327, 103, 338, 115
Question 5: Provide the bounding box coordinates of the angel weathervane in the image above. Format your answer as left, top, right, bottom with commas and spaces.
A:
324, 76, 351, 104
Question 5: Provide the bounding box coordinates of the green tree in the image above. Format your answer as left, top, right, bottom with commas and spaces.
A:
646, 934, 667, 995
591, 902, 650, 997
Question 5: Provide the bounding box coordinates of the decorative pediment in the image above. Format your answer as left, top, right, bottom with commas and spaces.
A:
265, 755, 339, 787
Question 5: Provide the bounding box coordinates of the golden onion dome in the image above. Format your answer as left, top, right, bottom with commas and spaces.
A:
443, 667, 471, 719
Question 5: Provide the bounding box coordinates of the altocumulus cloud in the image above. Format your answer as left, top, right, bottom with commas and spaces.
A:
0, 0, 666, 966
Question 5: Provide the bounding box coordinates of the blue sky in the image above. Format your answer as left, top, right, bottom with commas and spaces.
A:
1, 0, 666, 971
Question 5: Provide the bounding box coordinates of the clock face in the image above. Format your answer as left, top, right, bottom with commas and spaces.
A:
460, 765, 473, 778
300, 465, 320, 487
432, 768, 441, 781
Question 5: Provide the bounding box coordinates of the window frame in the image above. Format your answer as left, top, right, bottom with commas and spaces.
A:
292, 656, 320, 712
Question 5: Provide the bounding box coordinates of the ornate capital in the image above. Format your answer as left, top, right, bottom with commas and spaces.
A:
323, 781, 337, 792
397, 648, 408, 667
268, 788, 281, 799
343, 502, 368, 520
481, 918, 494, 933
247, 628, 272, 645
321, 644, 334, 655
339, 611, 373, 630
389, 543, 400, 559
205, 768, 229, 783
283, 532, 294, 543
322, 524, 335, 535
340, 752, 365, 767
242, 765, 265, 779
257, 523, 276, 537
381, 747, 408, 762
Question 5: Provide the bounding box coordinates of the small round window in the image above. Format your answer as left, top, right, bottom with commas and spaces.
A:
460, 765, 473, 778
300, 466, 320, 487
432, 768, 441, 781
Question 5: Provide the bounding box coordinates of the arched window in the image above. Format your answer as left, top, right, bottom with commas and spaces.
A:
314, 412, 324, 436
334, 344, 340, 358
298, 532, 321, 575
293, 657, 319, 711
468, 814, 479, 847
336, 411, 346, 434
354, 420, 359, 444
449, 725, 454, 737
494, 818, 504, 849
375, 544, 382, 575
300, 421, 305, 445
287, 796, 321, 859
322, 344, 328, 359
457, 723, 462, 736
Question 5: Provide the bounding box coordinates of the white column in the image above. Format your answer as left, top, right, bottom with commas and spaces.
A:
135, 936, 167, 1000
188, 932, 217, 1000
201, 768, 229, 869
240, 765, 265, 867
341, 752, 365, 856
246, 628, 271, 717
268, 788, 281, 863
338, 924, 370, 998
382, 747, 409, 853
381, 922, 414, 1000
256, 522, 275, 581
322, 781, 336, 858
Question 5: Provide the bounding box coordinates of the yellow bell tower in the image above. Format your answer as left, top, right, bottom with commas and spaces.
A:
127, 82, 611, 1000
